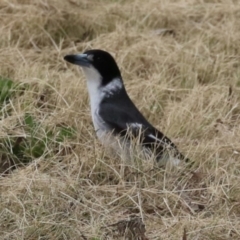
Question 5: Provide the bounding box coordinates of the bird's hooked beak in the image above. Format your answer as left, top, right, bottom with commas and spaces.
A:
64, 54, 91, 67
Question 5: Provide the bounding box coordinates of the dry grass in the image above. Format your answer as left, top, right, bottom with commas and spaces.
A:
1, 0, 240, 239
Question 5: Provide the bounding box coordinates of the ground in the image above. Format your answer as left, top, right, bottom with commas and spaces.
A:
1, 0, 240, 239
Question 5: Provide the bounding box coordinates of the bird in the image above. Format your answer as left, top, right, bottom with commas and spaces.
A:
64, 49, 189, 166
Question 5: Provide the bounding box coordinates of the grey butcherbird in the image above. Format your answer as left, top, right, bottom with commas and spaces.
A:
64, 49, 189, 166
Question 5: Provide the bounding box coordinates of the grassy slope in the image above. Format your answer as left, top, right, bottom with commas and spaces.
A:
1, 0, 240, 239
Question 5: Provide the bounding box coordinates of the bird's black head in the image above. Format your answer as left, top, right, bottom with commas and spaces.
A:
64, 49, 122, 86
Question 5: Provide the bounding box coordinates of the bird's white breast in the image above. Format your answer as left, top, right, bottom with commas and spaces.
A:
82, 66, 123, 135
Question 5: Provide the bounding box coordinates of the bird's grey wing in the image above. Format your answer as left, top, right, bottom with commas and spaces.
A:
98, 103, 187, 162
